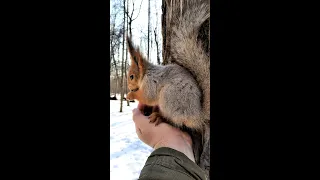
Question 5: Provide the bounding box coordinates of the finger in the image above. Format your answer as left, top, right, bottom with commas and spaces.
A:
132, 108, 144, 122
132, 108, 156, 132
132, 108, 149, 127
135, 125, 142, 136
137, 103, 145, 111
132, 109, 144, 139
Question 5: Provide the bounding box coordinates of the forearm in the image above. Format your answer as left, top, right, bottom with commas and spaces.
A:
154, 132, 195, 162
139, 147, 206, 180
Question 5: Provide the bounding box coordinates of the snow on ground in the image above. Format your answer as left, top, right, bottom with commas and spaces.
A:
110, 95, 153, 180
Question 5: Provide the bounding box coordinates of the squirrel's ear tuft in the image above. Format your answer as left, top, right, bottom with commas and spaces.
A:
133, 56, 138, 66
126, 35, 134, 54
127, 35, 139, 67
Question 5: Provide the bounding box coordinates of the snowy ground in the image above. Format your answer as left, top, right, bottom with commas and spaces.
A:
110, 95, 153, 180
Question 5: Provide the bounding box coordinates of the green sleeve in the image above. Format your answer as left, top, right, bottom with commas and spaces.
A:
139, 147, 206, 180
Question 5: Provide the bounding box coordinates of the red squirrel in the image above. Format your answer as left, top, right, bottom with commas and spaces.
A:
126, 0, 209, 132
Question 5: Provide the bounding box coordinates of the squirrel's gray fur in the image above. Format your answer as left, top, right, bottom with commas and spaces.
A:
140, 62, 205, 130
169, 0, 210, 122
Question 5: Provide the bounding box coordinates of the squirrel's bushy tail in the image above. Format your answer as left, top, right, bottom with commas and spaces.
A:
168, 0, 210, 121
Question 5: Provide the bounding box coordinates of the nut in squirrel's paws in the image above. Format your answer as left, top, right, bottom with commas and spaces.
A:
148, 112, 166, 126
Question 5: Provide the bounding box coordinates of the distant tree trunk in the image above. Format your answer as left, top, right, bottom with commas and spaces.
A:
161, 0, 168, 65
110, 15, 115, 73
125, 0, 130, 106
110, 54, 112, 73
120, 0, 126, 112
154, 2, 161, 65
148, 0, 151, 58
112, 48, 119, 97
117, 42, 121, 96
161, 0, 210, 179
110, 17, 115, 94
154, 28, 160, 65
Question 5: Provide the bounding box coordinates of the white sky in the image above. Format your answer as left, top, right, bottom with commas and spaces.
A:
110, 0, 163, 65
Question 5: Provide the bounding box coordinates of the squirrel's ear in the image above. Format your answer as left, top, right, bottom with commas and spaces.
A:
126, 35, 139, 67
126, 35, 146, 76
126, 35, 134, 55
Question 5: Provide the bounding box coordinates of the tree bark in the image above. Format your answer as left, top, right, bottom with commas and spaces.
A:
154, 29, 161, 65
154, 1, 161, 65
125, 0, 130, 106
147, 0, 150, 60
120, 0, 126, 113
112, 47, 119, 97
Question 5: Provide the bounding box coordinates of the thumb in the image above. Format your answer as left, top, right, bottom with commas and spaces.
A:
132, 108, 150, 136
132, 108, 144, 123
132, 108, 151, 130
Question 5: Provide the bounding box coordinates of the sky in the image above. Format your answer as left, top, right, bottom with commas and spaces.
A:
110, 0, 163, 65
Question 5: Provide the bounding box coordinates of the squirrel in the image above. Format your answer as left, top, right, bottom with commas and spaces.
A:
126, 0, 209, 132
126, 38, 204, 130
127, 0, 210, 177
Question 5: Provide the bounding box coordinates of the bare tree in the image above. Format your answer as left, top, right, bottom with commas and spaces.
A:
115, 37, 122, 96
111, 37, 120, 97
125, 0, 130, 106
109, 15, 115, 73
110, 11, 122, 97
120, 0, 126, 112
154, 0, 161, 65
124, 0, 144, 37
147, 0, 150, 60
154, 28, 161, 65
138, 29, 149, 58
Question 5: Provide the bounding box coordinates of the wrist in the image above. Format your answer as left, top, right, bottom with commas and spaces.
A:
153, 136, 195, 162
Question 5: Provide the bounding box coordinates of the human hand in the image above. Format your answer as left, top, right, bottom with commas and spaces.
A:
132, 107, 195, 162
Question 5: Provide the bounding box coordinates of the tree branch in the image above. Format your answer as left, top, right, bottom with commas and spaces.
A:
132, 0, 144, 21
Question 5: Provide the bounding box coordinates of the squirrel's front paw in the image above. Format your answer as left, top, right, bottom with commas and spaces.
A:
148, 112, 166, 126
127, 92, 135, 100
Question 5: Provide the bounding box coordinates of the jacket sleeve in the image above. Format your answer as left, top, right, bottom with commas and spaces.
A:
139, 147, 206, 180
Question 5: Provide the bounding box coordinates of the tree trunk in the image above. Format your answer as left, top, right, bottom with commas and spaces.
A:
110, 53, 112, 73
120, 0, 126, 113
161, 0, 210, 179
154, 29, 161, 65
161, 0, 168, 65
125, 0, 130, 106
154, 2, 161, 65
116, 43, 121, 96
147, 0, 150, 60
112, 47, 119, 97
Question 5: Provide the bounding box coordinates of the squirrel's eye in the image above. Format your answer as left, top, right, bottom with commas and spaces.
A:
130, 75, 134, 80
